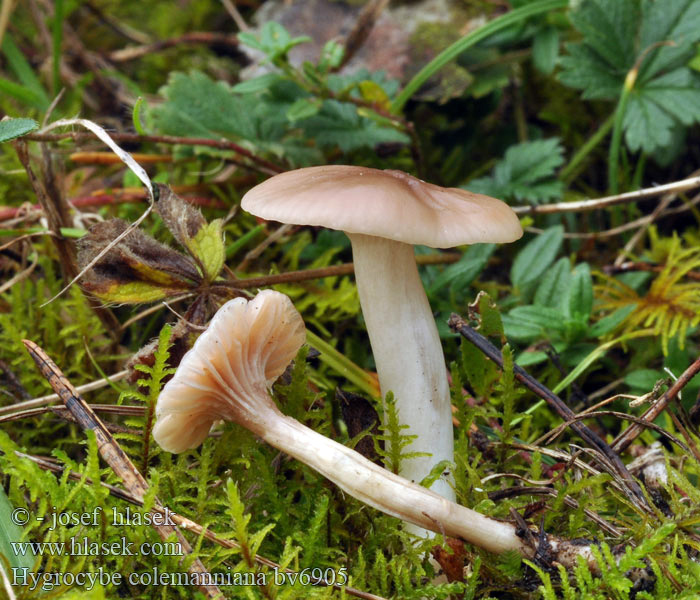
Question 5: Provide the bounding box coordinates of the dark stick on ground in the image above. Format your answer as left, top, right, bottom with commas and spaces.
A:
21, 339, 224, 600
447, 313, 650, 511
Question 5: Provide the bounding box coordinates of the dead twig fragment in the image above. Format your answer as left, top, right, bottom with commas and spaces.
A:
612, 355, 700, 454
511, 174, 700, 214
447, 313, 650, 511
26, 131, 283, 175
21, 340, 223, 600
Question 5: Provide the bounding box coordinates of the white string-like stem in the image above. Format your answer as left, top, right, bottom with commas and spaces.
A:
36, 119, 154, 307
512, 174, 700, 214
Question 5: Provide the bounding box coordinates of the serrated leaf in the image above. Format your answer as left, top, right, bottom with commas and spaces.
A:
511, 225, 564, 293
0, 117, 38, 142
154, 184, 224, 281
300, 99, 409, 152
465, 138, 564, 204
559, 0, 700, 153
189, 219, 225, 282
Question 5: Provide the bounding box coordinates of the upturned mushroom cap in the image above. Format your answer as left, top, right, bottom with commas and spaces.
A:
241, 166, 522, 247
153, 290, 306, 453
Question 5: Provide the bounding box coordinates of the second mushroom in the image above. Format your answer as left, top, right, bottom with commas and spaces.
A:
241, 166, 522, 505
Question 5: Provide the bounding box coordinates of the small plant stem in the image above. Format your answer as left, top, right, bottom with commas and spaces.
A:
559, 114, 615, 184
26, 131, 283, 174
390, 0, 568, 114
612, 355, 700, 454
305, 330, 380, 399
447, 314, 650, 510
511, 173, 700, 214
608, 69, 636, 197
51, 0, 63, 96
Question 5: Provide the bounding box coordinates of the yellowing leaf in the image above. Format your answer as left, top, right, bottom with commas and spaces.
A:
188, 219, 225, 283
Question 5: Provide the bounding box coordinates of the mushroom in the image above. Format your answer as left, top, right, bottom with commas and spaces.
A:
152, 290, 529, 555
241, 166, 522, 504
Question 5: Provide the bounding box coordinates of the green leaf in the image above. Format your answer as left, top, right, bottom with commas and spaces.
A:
566, 262, 593, 321
533, 256, 571, 309
559, 0, 700, 153
465, 138, 564, 204
511, 225, 564, 294
299, 99, 409, 152
502, 305, 564, 342
0, 118, 38, 142
1, 34, 50, 110
588, 304, 636, 337
188, 219, 225, 282
532, 26, 560, 75
231, 73, 281, 94
427, 244, 495, 296
0, 487, 35, 572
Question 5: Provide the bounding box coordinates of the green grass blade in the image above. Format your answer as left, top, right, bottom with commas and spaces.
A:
390, 0, 569, 114
0, 487, 35, 572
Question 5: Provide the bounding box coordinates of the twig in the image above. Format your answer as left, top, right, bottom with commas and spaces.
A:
603, 261, 700, 282
612, 355, 700, 454
0, 403, 145, 424
220, 0, 249, 31
108, 32, 240, 62
234, 223, 295, 272
26, 131, 283, 175
21, 340, 224, 599
335, 0, 390, 72
511, 174, 700, 214
447, 313, 649, 510
0, 369, 129, 415
221, 252, 462, 289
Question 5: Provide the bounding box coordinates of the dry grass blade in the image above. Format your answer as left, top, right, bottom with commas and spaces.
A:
448, 313, 650, 511
17, 451, 388, 600
21, 339, 224, 600
0, 369, 129, 415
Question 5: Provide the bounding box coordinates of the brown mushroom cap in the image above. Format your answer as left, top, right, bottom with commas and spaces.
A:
241, 166, 523, 248
153, 290, 306, 453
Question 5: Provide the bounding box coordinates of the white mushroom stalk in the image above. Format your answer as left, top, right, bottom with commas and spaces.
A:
153, 291, 528, 556
241, 166, 523, 511
348, 233, 453, 500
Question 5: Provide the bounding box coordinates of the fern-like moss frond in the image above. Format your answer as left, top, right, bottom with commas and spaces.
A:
595, 234, 700, 355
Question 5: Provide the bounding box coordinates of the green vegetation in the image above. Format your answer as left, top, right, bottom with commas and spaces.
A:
1, 0, 700, 598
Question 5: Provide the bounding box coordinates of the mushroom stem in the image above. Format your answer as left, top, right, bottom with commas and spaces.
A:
347, 233, 454, 502
255, 404, 525, 555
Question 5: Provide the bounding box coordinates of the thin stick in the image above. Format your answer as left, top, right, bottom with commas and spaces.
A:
604, 261, 700, 282
26, 131, 283, 175
0, 369, 129, 415
447, 313, 649, 510
612, 355, 700, 454
221, 252, 462, 289
511, 174, 700, 215
21, 340, 223, 599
